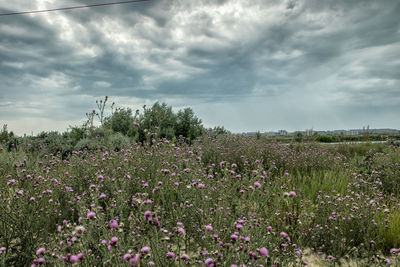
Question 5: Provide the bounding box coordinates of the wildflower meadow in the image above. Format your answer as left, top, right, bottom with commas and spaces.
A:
0, 101, 399, 266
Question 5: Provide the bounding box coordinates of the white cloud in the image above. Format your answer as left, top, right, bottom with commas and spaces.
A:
0, 0, 399, 134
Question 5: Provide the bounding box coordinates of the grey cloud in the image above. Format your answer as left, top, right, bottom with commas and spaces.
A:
0, 0, 399, 133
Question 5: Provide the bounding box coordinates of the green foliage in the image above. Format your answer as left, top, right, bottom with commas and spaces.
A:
66, 126, 86, 145
74, 137, 103, 151
378, 210, 400, 251
25, 131, 74, 158
255, 131, 261, 140
138, 102, 176, 141
211, 126, 229, 136
105, 108, 137, 137
108, 133, 131, 151
101, 101, 204, 143
0, 125, 13, 143
175, 107, 203, 140
314, 135, 332, 143
293, 131, 303, 142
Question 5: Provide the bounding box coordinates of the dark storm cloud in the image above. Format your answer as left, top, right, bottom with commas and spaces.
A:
0, 0, 399, 134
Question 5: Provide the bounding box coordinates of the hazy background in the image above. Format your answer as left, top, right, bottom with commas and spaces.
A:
1, 0, 399, 135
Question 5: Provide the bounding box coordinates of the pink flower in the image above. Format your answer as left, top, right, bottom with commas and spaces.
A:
36, 248, 45, 255
129, 254, 140, 265
167, 252, 175, 258
70, 255, 78, 263
141, 246, 151, 253
254, 181, 261, 188
178, 227, 185, 235
35, 258, 45, 264
123, 253, 131, 260
86, 211, 96, 219
289, 191, 296, 197
205, 258, 214, 265
110, 237, 118, 244
109, 220, 118, 229
181, 254, 189, 260
198, 183, 205, 189
259, 247, 269, 256
144, 210, 151, 217
205, 225, 213, 231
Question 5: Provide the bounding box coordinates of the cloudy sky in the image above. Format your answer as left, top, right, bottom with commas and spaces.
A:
0, 0, 399, 135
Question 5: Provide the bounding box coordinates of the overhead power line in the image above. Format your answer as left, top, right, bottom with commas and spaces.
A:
0, 0, 151, 17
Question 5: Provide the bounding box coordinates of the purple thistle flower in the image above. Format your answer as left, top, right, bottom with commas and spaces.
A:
178, 227, 185, 235
167, 252, 175, 258
86, 211, 96, 219
123, 253, 132, 260
141, 246, 151, 253
70, 255, 78, 263
36, 248, 45, 255
205, 258, 214, 265
144, 210, 151, 217
35, 258, 45, 264
205, 225, 213, 231
109, 220, 118, 229
259, 247, 269, 257
181, 254, 189, 260
129, 254, 140, 265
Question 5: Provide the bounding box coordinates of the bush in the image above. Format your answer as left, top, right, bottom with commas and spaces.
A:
105, 108, 137, 137
74, 137, 103, 151
108, 133, 131, 151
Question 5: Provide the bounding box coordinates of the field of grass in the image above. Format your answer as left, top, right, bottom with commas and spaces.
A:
1, 134, 399, 266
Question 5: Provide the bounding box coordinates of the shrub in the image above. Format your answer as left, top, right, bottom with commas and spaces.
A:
74, 137, 103, 151
108, 133, 131, 151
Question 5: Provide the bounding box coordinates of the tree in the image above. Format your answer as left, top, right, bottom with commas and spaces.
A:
293, 131, 303, 143
175, 108, 203, 140
105, 108, 136, 137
